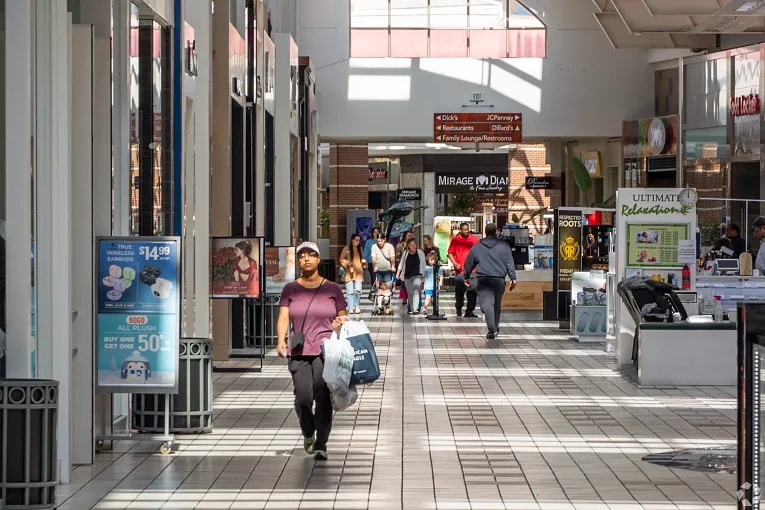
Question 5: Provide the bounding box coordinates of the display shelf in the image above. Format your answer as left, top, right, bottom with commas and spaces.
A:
695, 276, 765, 314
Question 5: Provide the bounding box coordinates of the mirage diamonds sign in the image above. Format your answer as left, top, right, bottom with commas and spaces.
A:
435, 172, 508, 193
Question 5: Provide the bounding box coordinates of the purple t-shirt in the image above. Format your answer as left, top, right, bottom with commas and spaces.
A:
281, 280, 347, 356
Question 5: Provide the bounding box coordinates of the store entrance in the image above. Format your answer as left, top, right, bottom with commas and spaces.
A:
731, 161, 761, 231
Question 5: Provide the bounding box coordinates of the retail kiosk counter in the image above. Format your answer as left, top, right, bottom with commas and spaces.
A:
502, 269, 552, 311
637, 321, 736, 386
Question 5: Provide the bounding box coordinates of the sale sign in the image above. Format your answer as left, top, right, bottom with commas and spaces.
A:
96, 237, 181, 393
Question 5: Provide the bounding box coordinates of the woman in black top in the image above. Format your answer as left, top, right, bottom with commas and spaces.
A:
396, 239, 426, 314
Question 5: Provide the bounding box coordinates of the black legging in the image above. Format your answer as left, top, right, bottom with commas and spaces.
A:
288, 355, 333, 451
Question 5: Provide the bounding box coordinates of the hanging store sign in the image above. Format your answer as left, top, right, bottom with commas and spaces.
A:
435, 173, 508, 193
397, 188, 422, 201
368, 167, 388, 180
433, 113, 522, 143
730, 93, 761, 117
95, 237, 181, 393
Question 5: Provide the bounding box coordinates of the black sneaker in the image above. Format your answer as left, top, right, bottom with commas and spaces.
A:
314, 450, 328, 461
455, 308, 463, 317
486, 332, 496, 340
463, 311, 478, 318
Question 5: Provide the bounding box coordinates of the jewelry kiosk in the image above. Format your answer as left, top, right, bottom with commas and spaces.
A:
614, 188, 737, 386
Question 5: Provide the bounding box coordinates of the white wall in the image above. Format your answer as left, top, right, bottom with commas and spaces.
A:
298, 0, 654, 141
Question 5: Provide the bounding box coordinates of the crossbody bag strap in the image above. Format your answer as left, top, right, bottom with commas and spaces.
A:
376, 245, 392, 264
297, 279, 324, 332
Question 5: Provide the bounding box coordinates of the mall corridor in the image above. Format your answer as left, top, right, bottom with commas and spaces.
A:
54, 298, 735, 510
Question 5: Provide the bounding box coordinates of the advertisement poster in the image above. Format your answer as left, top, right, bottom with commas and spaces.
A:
96, 237, 180, 392
346, 209, 376, 246
534, 246, 553, 269
210, 237, 263, 298
556, 209, 583, 290
433, 216, 474, 264
627, 224, 688, 267
581, 225, 611, 272
265, 246, 296, 294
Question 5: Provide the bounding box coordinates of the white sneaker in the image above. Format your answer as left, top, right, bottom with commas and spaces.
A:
354, 305, 361, 314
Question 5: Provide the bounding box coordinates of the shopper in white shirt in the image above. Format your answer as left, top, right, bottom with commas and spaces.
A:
371, 234, 396, 286
752, 216, 765, 274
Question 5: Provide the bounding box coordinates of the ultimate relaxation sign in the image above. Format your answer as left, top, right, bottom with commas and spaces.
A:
620, 190, 695, 217
96, 237, 181, 393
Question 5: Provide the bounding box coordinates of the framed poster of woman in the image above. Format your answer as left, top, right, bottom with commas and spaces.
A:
210, 237, 264, 298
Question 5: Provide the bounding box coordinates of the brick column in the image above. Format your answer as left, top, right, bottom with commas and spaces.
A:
508, 143, 552, 236
329, 144, 369, 262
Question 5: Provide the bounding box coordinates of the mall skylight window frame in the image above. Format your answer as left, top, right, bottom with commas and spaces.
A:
350, 0, 547, 59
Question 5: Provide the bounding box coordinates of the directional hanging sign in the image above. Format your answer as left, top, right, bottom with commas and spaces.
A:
433, 113, 523, 143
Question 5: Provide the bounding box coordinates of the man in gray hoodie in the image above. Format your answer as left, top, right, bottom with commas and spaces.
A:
463, 223, 517, 339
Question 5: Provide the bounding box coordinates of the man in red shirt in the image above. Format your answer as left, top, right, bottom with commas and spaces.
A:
447, 222, 479, 317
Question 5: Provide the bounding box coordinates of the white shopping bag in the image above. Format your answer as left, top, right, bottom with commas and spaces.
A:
321, 330, 355, 393
330, 385, 358, 412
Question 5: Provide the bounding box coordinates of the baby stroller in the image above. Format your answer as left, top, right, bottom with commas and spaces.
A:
371, 277, 394, 316
616, 276, 689, 366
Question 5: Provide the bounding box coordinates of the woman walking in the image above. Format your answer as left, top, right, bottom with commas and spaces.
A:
371, 233, 396, 286
364, 227, 381, 284
395, 230, 414, 306
422, 234, 441, 262
397, 238, 426, 314
277, 242, 347, 461
339, 233, 366, 314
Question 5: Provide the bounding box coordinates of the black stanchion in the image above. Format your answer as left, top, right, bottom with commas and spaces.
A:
427, 259, 446, 321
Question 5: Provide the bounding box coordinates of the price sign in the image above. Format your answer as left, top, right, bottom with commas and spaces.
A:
96, 237, 181, 393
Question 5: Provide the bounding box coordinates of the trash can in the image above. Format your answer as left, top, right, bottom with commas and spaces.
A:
132, 338, 213, 433
0, 379, 58, 510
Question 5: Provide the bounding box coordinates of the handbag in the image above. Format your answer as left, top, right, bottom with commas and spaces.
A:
290, 279, 324, 353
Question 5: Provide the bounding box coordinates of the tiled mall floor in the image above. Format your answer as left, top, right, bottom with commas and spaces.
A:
59, 298, 736, 509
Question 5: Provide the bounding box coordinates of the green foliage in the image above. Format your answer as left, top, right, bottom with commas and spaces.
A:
445, 193, 480, 216
571, 156, 592, 193
319, 208, 330, 238
512, 207, 547, 225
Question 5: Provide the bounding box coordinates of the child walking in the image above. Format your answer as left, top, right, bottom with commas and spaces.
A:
421, 252, 444, 315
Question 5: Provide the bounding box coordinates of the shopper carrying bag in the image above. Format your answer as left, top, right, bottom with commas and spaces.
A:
276, 241, 348, 461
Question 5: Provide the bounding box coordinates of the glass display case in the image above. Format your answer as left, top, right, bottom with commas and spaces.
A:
697, 276, 765, 317
570, 271, 608, 341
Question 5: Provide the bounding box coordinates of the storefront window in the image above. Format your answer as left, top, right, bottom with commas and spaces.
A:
683, 127, 729, 248
732, 51, 760, 158
129, 5, 173, 236
684, 58, 728, 127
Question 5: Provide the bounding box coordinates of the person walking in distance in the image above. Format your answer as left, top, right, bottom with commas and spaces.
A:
276, 242, 348, 461
364, 227, 381, 284
395, 230, 415, 306
371, 233, 396, 287
447, 222, 479, 317
339, 233, 367, 314
463, 223, 517, 339
397, 238, 426, 314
